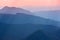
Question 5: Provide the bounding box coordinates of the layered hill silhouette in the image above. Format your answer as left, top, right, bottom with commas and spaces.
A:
34, 10, 60, 21
0, 13, 60, 40
0, 13, 60, 27
0, 23, 59, 40
0, 6, 60, 40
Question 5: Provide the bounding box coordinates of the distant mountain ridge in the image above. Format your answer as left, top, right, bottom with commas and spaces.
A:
0, 13, 60, 27
33, 10, 60, 21
0, 6, 31, 14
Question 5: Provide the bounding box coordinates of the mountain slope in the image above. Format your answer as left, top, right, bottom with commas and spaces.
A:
0, 6, 31, 14
0, 13, 60, 27
33, 10, 60, 21
0, 13, 60, 40
0, 23, 59, 40
25, 30, 52, 40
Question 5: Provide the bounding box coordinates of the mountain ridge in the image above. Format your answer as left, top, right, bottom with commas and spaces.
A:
0, 6, 32, 14
0, 13, 60, 27
0, 13, 60, 40
33, 10, 60, 21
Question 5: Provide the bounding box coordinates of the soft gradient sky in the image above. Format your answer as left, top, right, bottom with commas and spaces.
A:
0, 0, 60, 11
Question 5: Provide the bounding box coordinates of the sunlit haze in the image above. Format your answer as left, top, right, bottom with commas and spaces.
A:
0, 0, 60, 11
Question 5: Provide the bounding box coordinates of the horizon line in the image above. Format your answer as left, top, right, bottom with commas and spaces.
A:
0, 6, 60, 12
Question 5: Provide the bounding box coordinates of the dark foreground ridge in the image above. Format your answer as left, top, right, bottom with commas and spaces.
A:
0, 23, 60, 40
0, 13, 60, 40
25, 30, 51, 40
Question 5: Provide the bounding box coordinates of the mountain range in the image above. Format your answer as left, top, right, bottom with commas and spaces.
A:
0, 13, 60, 27
0, 6, 60, 40
0, 12, 60, 40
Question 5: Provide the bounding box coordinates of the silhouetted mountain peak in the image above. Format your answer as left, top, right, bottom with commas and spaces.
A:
0, 6, 31, 14
2, 6, 25, 10
2, 6, 17, 10
26, 30, 50, 40
3, 6, 9, 9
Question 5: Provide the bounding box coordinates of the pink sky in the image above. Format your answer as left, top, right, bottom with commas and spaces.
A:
0, 0, 60, 11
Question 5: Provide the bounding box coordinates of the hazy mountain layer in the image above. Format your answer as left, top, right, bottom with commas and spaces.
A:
33, 10, 60, 21
0, 13, 60, 40
0, 13, 60, 27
